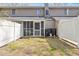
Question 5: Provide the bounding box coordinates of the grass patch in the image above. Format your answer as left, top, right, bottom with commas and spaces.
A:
50, 47, 57, 51
8, 43, 18, 51
0, 38, 78, 56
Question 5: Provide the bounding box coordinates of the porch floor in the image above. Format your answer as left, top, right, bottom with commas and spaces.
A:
0, 37, 79, 56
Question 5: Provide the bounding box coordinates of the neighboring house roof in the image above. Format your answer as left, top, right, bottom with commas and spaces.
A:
49, 6, 79, 8
0, 3, 79, 8
0, 3, 44, 8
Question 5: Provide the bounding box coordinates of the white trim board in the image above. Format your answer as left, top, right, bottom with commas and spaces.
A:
59, 37, 79, 48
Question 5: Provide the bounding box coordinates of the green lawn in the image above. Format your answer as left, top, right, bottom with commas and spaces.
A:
0, 37, 79, 56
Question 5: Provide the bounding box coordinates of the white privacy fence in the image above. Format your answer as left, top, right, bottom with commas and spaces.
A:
0, 19, 21, 47
55, 17, 79, 47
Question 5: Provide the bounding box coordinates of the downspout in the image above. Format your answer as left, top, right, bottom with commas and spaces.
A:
44, 3, 50, 18
44, 3, 56, 37
51, 17, 57, 37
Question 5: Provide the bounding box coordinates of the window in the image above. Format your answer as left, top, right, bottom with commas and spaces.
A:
64, 9, 69, 15
41, 21, 44, 36
12, 9, 15, 15
46, 10, 49, 15
67, 9, 69, 15
27, 21, 33, 28
36, 9, 40, 16
23, 21, 33, 36
37, 9, 44, 16
41, 29, 44, 35
41, 21, 44, 28
23, 22, 26, 28
35, 23, 40, 29
0, 8, 2, 11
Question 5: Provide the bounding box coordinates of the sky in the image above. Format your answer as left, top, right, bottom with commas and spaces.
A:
26, 3, 79, 6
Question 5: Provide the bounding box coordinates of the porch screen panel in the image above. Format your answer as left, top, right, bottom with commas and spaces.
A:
23, 21, 33, 36
41, 21, 44, 36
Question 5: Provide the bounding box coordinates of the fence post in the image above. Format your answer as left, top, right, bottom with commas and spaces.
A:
14, 22, 15, 41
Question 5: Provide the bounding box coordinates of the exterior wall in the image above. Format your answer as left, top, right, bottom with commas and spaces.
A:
45, 20, 56, 36
0, 8, 44, 17
68, 8, 79, 16
0, 8, 79, 17
0, 19, 21, 47
12, 8, 44, 16
0, 8, 11, 16
50, 8, 79, 16
45, 20, 54, 29
50, 8, 66, 16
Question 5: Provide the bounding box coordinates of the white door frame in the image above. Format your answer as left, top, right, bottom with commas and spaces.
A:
22, 21, 45, 37
33, 21, 41, 36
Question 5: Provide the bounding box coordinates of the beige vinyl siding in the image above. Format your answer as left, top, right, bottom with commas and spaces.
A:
45, 20, 54, 29
50, 8, 66, 16
0, 8, 44, 17
15, 8, 36, 16
68, 8, 79, 16
0, 8, 11, 16
0, 8, 79, 17
11, 8, 44, 16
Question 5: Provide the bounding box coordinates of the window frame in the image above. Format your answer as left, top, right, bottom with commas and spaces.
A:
45, 10, 49, 15
12, 9, 16, 15
36, 9, 41, 16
